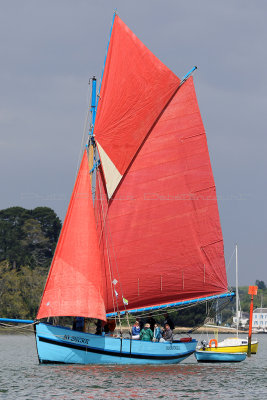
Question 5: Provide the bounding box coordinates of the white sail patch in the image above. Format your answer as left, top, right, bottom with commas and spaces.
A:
96, 141, 122, 199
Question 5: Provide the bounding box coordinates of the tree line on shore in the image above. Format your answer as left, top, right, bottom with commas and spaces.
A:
0, 206, 266, 323
0, 206, 61, 319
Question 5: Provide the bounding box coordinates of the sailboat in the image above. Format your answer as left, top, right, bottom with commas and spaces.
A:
34, 13, 234, 365
198, 245, 259, 354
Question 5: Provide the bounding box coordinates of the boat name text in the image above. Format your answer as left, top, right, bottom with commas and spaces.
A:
166, 345, 180, 350
64, 334, 90, 344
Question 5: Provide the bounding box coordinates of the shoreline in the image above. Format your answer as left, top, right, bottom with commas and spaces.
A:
0, 324, 249, 335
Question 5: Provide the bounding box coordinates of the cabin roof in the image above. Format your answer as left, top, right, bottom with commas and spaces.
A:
253, 308, 267, 313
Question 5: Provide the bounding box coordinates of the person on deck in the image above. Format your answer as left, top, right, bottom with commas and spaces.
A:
131, 320, 141, 339
153, 323, 162, 342
140, 323, 153, 341
163, 313, 175, 331
160, 323, 173, 342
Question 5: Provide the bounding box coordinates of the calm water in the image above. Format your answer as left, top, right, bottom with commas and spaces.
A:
0, 333, 266, 399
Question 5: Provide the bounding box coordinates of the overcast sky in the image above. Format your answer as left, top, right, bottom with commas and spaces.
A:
0, 0, 266, 287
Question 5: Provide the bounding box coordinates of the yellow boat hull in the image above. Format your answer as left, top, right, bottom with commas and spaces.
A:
203, 342, 258, 354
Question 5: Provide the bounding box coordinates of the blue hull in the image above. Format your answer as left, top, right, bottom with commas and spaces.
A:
195, 351, 247, 363
35, 323, 197, 365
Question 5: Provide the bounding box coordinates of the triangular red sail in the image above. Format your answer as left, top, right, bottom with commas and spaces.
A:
94, 15, 180, 197
95, 77, 228, 314
37, 150, 106, 320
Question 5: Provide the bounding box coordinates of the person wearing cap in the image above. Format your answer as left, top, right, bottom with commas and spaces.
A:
139, 323, 153, 341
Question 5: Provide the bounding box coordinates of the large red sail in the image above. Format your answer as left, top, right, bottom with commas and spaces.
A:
94, 15, 180, 198
95, 77, 228, 314
37, 150, 106, 320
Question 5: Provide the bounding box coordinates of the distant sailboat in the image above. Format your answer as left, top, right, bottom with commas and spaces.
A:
200, 245, 259, 354
218, 245, 259, 353
34, 13, 233, 364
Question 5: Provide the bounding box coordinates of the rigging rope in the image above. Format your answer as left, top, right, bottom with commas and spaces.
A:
96, 168, 132, 333
118, 292, 233, 337
96, 169, 120, 330
226, 246, 236, 273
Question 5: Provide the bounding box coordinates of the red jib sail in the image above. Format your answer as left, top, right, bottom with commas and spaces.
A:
94, 75, 228, 314
37, 150, 106, 320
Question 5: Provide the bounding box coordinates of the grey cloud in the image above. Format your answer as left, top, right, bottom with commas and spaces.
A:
0, 0, 266, 286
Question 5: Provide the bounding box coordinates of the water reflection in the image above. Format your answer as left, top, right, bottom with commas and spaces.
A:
1, 334, 267, 399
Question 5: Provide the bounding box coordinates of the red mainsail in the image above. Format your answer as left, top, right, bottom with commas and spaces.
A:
94, 74, 228, 313
37, 150, 106, 320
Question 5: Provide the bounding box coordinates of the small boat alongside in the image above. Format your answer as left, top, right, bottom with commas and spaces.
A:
195, 350, 247, 363
198, 246, 259, 357
199, 337, 258, 354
